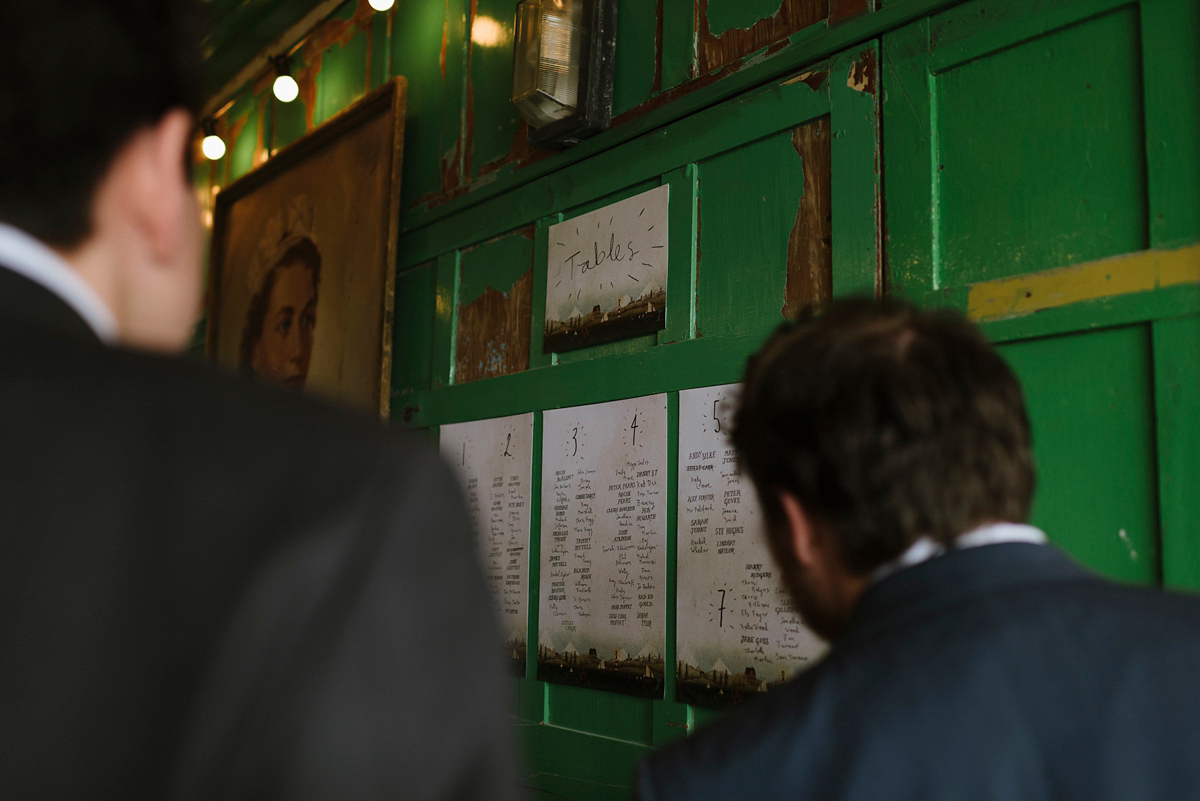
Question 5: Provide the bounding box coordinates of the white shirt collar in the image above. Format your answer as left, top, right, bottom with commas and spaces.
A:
0, 223, 118, 343
872, 522, 1048, 584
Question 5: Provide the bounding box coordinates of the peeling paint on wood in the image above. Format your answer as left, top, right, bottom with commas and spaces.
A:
784, 116, 832, 317
440, 1, 449, 79
302, 0, 376, 57
846, 48, 877, 94
456, 269, 534, 383
781, 69, 829, 91
696, 0, 826, 75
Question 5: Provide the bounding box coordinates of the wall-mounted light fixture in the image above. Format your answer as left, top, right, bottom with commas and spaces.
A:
271, 55, 299, 103
201, 119, 226, 161
511, 0, 616, 150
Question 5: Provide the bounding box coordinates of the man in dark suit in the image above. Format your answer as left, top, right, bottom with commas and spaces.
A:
635, 300, 1200, 801
0, 2, 513, 799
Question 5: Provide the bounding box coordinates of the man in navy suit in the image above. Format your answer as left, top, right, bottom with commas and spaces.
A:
635, 300, 1200, 801
0, 2, 513, 799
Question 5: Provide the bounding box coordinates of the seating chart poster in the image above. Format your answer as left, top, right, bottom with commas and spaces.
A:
676, 384, 826, 707
440, 413, 534, 677
538, 394, 668, 698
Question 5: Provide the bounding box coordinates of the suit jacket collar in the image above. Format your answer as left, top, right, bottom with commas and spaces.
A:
0, 264, 104, 346
838, 543, 1089, 648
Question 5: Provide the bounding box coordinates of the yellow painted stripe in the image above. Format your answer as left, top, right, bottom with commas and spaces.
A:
967, 243, 1200, 322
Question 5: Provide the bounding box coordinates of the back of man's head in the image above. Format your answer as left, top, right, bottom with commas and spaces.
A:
734, 298, 1035, 576
0, 0, 201, 249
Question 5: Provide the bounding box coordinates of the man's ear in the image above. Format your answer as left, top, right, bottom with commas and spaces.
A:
125, 109, 194, 266
778, 491, 819, 569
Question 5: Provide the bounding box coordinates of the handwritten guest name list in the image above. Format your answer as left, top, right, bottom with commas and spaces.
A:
538, 395, 668, 697
676, 384, 826, 706
440, 413, 534, 675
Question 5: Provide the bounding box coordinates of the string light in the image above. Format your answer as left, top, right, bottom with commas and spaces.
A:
368, 0, 394, 11
201, 119, 225, 161
271, 55, 299, 103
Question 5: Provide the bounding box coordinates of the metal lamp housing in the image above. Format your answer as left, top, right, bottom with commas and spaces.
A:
511, 0, 616, 150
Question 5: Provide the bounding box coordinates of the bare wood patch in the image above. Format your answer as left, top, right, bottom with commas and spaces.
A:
456, 270, 533, 383
783, 116, 832, 317
830, 0, 869, 26
696, 0, 827, 75
846, 47, 877, 95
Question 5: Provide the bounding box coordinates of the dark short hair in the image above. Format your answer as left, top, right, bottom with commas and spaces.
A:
238, 238, 322, 373
0, 0, 202, 248
733, 298, 1035, 575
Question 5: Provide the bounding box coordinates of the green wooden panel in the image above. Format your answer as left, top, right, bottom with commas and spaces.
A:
441, 0, 469, 193
530, 215, 563, 370
272, 93, 309, 151
400, 331, 768, 427
662, 164, 699, 343
979, 283, 1200, 346
933, 4, 1147, 285
519, 723, 648, 801
370, 11, 390, 90
227, 101, 260, 181
1142, 0, 1200, 249
432, 251, 461, 389
880, 15, 934, 298
392, 262, 436, 396
200, 0, 324, 96
521, 412, 547, 711
547, 684, 655, 744
696, 129, 806, 338
1153, 316, 1200, 591
882, 0, 1163, 300
1000, 325, 1160, 585
661, 0, 696, 90
468, 0, 523, 174
398, 0, 964, 236
830, 45, 880, 297
399, 55, 828, 267
612, 0, 659, 116
391, 0, 451, 212
315, 30, 369, 126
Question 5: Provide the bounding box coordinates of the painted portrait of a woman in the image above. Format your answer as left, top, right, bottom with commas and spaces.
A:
239, 198, 321, 390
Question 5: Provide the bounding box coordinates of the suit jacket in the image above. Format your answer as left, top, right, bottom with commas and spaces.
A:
0, 266, 515, 800
635, 542, 1200, 800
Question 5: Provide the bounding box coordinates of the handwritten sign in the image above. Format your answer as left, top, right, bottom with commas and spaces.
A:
675, 384, 826, 707
538, 395, 668, 698
440, 413, 534, 677
544, 185, 669, 352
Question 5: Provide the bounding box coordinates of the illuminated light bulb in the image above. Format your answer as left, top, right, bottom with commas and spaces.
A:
201, 134, 226, 161
471, 15, 507, 47
273, 74, 299, 103
368, 0, 394, 10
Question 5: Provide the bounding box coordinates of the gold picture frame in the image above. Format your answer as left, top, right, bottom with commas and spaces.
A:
206, 77, 406, 419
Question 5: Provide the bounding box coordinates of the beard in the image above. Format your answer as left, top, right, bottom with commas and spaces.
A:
769, 532, 854, 642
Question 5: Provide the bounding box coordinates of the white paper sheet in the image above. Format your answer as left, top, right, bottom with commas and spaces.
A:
543, 186, 669, 352
538, 394, 668, 696
440, 413, 534, 660
676, 384, 826, 705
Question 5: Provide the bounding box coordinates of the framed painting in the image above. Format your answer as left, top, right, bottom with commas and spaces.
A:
207, 78, 406, 418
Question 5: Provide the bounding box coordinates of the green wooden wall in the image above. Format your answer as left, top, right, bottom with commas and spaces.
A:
197, 0, 1200, 798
